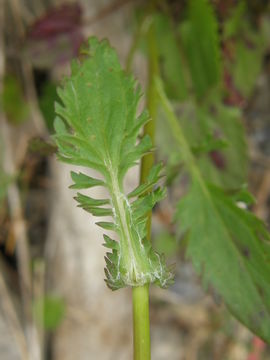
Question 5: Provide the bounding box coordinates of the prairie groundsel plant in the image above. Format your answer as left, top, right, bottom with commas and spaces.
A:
53, 37, 173, 359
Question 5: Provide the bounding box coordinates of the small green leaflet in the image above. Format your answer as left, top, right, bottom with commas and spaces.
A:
156, 77, 270, 343
54, 37, 173, 290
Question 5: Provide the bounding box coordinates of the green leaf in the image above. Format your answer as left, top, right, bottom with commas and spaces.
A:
179, 0, 221, 99
54, 37, 173, 290
96, 221, 117, 232
176, 181, 270, 342
156, 77, 270, 342
132, 187, 166, 223
128, 163, 163, 198
103, 234, 119, 250
75, 193, 110, 207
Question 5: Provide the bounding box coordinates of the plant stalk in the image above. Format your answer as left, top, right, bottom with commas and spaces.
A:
132, 285, 151, 360
140, 19, 159, 238
132, 19, 159, 360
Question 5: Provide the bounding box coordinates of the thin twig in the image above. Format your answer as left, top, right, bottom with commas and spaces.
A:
1, 1, 41, 359
33, 260, 45, 359
0, 263, 29, 360
0, 113, 41, 360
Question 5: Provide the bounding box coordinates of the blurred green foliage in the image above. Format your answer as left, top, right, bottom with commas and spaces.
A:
1, 75, 29, 124
179, 0, 221, 99
34, 296, 65, 331
39, 81, 59, 133
154, 230, 178, 257
136, 0, 269, 190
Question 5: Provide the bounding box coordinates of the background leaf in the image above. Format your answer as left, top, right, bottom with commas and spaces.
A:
179, 0, 221, 99
177, 180, 270, 342
153, 13, 188, 100
156, 77, 270, 343
156, 101, 247, 188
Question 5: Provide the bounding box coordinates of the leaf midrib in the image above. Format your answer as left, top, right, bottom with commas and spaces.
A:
94, 62, 142, 281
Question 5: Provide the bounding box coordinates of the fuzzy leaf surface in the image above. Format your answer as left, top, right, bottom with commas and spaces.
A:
54, 37, 173, 290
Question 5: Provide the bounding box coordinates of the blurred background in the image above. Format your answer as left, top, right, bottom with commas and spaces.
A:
0, 0, 270, 359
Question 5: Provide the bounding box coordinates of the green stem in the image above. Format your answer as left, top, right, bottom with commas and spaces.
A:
140, 20, 159, 238
132, 285, 151, 360
140, 20, 159, 181
132, 19, 159, 360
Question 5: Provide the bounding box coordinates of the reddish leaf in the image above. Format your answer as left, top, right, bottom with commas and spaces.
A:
26, 3, 84, 66
28, 3, 82, 40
